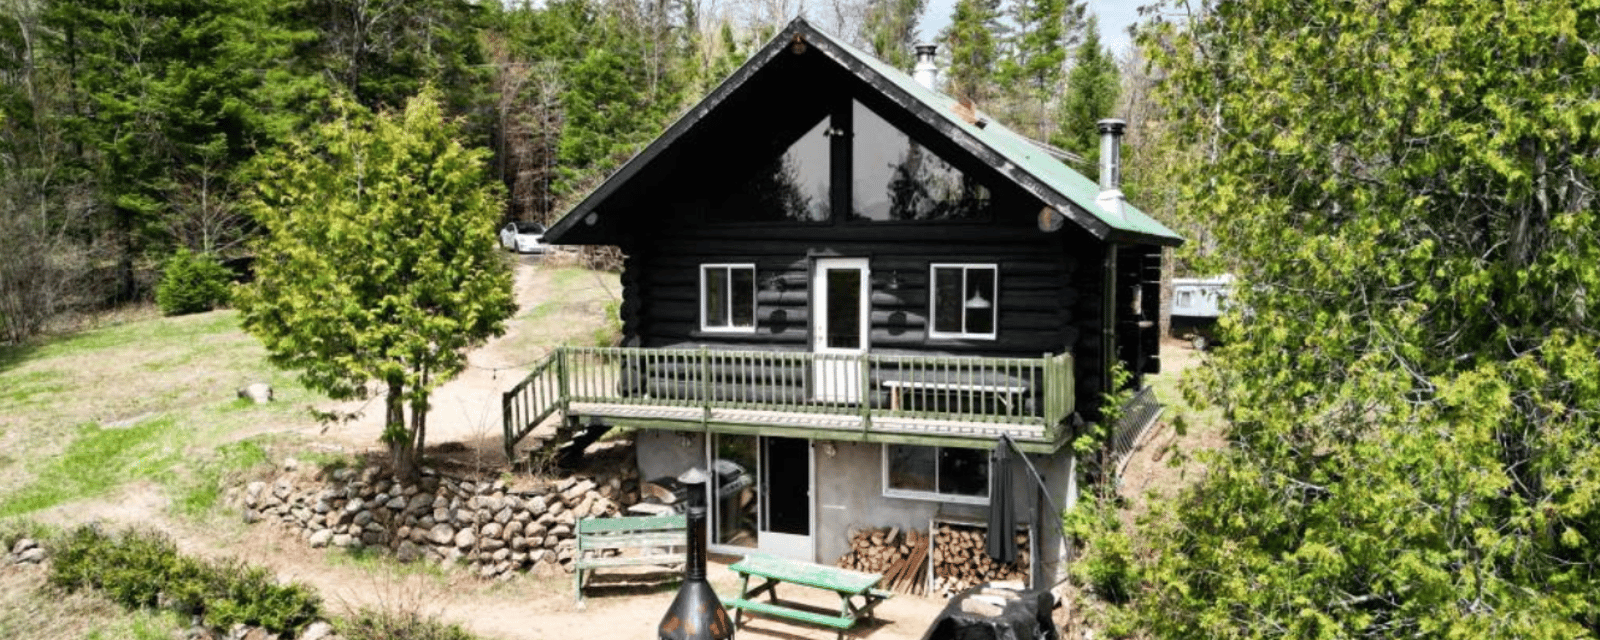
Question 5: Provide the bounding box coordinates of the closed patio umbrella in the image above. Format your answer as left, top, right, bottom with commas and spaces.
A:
986, 434, 1017, 565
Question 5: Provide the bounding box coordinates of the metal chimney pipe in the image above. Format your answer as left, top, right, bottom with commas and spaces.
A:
1095, 118, 1127, 218
913, 44, 939, 90
658, 504, 733, 640
1096, 118, 1126, 192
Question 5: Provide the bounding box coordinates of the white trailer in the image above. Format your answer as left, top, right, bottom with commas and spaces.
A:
1170, 274, 1232, 350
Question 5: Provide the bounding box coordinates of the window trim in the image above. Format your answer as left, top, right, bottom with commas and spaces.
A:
927, 263, 999, 340
881, 444, 991, 505
699, 263, 758, 333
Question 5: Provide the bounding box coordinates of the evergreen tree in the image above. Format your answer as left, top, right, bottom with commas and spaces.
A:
861, 0, 926, 71
297, 0, 488, 121
998, 0, 1082, 93
238, 91, 514, 482
1052, 15, 1117, 181
940, 0, 1001, 102
45, 0, 311, 298
1116, 1, 1600, 636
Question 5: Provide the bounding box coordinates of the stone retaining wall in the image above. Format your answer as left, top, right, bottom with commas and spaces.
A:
238, 461, 641, 580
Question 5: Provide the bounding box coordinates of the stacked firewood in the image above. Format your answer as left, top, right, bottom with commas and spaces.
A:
836, 527, 931, 596
930, 523, 1030, 597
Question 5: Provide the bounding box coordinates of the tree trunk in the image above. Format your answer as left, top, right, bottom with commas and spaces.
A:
386, 380, 418, 482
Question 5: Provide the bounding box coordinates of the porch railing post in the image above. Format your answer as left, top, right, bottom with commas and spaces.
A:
699, 347, 711, 430
860, 353, 873, 434
556, 347, 569, 414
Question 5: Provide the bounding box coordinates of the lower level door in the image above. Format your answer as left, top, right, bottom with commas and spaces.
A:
758, 436, 813, 560
709, 435, 813, 561
812, 257, 869, 402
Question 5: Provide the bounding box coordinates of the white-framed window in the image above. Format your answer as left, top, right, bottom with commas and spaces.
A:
882, 444, 989, 504
928, 264, 997, 339
700, 264, 757, 332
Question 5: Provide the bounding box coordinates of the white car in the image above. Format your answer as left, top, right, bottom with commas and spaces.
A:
498, 221, 547, 254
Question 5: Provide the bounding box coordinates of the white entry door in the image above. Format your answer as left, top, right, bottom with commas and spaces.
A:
811, 257, 870, 402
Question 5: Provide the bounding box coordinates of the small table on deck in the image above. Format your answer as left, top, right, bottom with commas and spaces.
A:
723, 554, 892, 639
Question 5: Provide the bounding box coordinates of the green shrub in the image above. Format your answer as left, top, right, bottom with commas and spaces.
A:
205, 561, 321, 634
1065, 490, 1139, 604
338, 607, 478, 640
48, 525, 321, 636
50, 526, 181, 610
156, 249, 232, 316
591, 298, 622, 347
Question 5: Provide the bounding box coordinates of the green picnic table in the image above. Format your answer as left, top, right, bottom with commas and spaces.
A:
722, 554, 892, 639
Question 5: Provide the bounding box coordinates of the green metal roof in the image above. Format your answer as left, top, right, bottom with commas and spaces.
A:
818, 32, 1183, 245
543, 17, 1183, 247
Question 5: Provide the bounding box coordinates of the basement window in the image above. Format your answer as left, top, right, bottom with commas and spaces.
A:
701, 264, 756, 332
929, 264, 998, 339
883, 444, 989, 504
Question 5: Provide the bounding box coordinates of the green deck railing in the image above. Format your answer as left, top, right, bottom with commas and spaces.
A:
503, 347, 1074, 458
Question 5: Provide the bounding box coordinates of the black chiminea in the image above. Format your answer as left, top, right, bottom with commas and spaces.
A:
658, 503, 734, 640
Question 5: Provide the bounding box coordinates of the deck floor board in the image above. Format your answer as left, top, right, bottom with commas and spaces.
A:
566, 402, 1049, 442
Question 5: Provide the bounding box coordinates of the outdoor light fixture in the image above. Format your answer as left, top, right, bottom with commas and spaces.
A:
886, 271, 902, 291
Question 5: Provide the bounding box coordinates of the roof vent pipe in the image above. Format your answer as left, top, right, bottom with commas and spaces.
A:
1095, 118, 1127, 218
912, 44, 939, 90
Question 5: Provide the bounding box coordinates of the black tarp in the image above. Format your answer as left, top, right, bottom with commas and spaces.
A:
919, 583, 1059, 640
986, 435, 1017, 564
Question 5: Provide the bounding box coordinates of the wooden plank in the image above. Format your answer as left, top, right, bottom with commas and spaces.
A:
579, 533, 686, 549
731, 555, 882, 594
720, 598, 854, 629
577, 514, 687, 534
574, 555, 686, 569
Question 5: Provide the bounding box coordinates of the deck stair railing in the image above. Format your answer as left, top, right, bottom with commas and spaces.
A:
503, 347, 1075, 458
502, 350, 566, 460
1109, 384, 1163, 473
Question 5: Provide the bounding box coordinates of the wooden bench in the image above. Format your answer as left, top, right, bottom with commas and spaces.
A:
573, 513, 687, 604
882, 379, 1029, 412
723, 554, 892, 639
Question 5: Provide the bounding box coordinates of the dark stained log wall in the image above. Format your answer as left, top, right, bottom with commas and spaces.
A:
619, 224, 1094, 360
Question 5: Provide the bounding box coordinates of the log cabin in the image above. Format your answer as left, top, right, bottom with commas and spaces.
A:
502, 17, 1182, 589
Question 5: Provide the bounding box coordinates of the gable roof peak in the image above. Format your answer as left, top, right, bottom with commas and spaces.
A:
541, 16, 1182, 248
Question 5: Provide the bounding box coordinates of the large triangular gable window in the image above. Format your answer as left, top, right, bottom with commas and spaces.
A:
711, 115, 831, 223
851, 100, 990, 222
711, 99, 991, 224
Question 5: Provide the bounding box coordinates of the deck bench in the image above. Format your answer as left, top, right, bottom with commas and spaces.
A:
573, 513, 687, 604
882, 379, 1029, 412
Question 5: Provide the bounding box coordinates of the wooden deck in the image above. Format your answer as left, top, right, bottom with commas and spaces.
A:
504, 347, 1076, 456
567, 401, 1058, 450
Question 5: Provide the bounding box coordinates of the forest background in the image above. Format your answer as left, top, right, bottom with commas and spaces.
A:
6, 0, 1599, 637
0, 0, 1131, 342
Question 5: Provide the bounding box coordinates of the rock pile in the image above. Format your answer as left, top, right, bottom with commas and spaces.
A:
186, 620, 338, 640
6, 538, 46, 566
239, 463, 640, 580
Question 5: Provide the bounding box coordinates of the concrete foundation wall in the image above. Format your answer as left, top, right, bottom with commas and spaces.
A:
632, 430, 1078, 588
635, 430, 705, 482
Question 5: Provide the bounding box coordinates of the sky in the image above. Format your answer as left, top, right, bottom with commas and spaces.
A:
915, 0, 1144, 60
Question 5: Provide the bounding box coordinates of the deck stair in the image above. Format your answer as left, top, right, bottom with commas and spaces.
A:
555, 417, 613, 467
